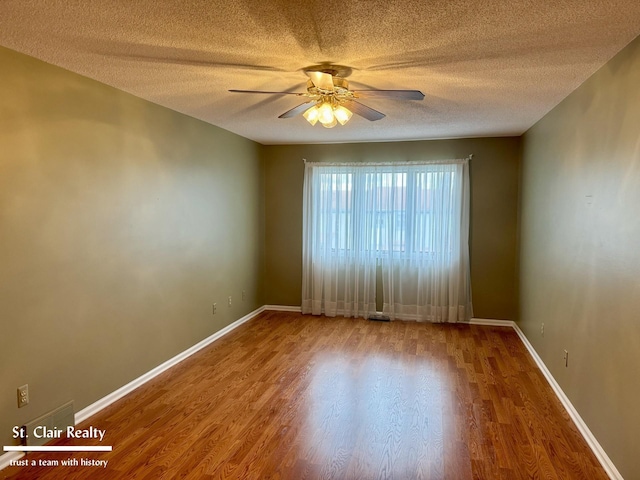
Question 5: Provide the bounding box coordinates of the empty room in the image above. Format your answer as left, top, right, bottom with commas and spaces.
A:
1, 1, 639, 479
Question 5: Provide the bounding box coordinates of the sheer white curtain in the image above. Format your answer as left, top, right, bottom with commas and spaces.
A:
301, 160, 472, 323
301, 164, 377, 317
380, 161, 472, 322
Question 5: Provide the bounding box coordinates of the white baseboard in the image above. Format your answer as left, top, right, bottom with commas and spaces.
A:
74, 306, 265, 425
263, 309, 517, 328
0, 451, 24, 471
263, 305, 302, 312
471, 317, 621, 478
511, 323, 622, 480
469, 317, 515, 327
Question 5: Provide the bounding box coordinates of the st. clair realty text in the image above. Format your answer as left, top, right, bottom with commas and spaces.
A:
13, 426, 106, 442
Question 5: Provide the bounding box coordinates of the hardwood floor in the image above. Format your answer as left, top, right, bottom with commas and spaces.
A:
2, 311, 608, 479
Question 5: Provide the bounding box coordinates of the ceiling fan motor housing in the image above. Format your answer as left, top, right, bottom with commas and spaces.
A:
306, 77, 351, 97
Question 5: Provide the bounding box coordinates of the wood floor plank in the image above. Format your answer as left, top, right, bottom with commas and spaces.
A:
1, 312, 609, 479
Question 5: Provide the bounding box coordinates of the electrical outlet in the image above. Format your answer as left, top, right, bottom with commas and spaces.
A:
228, 296, 232, 307
541, 323, 544, 336
212, 303, 217, 315
17, 384, 29, 408
563, 349, 569, 367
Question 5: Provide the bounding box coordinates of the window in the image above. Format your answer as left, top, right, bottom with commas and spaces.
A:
302, 160, 471, 322
313, 164, 459, 257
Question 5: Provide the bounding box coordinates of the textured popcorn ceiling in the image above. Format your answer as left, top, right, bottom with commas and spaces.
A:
1, 1, 640, 145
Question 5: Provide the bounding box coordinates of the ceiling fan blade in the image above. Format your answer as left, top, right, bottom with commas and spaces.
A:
229, 89, 304, 95
344, 100, 386, 121
278, 102, 315, 118
353, 90, 425, 100
305, 71, 334, 91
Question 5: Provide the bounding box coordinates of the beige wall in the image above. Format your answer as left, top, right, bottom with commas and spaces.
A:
264, 138, 520, 321
520, 36, 640, 478
0, 46, 265, 448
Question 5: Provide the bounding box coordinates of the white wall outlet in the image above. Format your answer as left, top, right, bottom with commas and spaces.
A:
212, 303, 217, 315
228, 296, 232, 307
564, 349, 569, 367
17, 384, 29, 408
541, 323, 544, 336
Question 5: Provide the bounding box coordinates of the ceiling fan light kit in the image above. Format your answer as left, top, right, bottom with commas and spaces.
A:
302, 104, 320, 126
334, 105, 353, 125
304, 98, 354, 128
230, 65, 425, 128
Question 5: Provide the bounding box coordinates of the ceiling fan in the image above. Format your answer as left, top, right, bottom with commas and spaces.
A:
229, 65, 425, 128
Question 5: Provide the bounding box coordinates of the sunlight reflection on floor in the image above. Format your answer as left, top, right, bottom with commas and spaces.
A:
303, 353, 447, 476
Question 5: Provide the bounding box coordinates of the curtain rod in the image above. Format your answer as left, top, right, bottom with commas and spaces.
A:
303, 154, 473, 164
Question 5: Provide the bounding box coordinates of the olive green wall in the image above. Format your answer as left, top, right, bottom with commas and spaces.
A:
264, 138, 520, 321
0, 46, 265, 449
520, 36, 640, 478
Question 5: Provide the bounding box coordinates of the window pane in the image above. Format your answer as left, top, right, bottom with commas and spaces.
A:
314, 165, 458, 257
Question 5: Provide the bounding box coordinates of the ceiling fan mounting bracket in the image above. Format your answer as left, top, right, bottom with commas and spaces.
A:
303, 64, 353, 79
